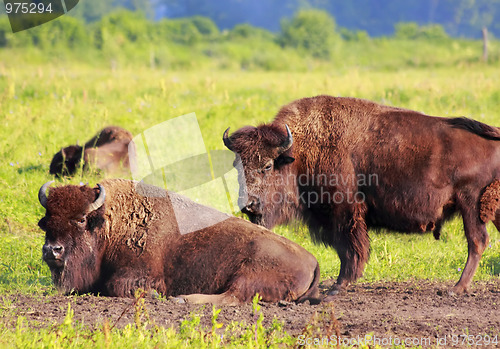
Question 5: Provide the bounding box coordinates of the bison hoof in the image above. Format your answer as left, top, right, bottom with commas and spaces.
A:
448, 286, 466, 296
326, 283, 344, 296
323, 286, 342, 302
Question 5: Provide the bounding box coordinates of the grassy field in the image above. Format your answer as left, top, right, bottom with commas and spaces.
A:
1, 55, 500, 347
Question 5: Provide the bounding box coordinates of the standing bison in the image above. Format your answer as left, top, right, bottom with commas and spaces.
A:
223, 95, 500, 296
38, 179, 320, 304
49, 126, 132, 177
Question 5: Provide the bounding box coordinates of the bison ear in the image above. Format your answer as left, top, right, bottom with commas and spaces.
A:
275, 155, 295, 168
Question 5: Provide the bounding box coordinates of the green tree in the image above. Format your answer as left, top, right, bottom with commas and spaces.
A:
154, 16, 221, 45
339, 27, 370, 42
155, 18, 201, 44
279, 9, 339, 59
93, 10, 153, 50
34, 16, 89, 48
228, 23, 274, 41
395, 22, 448, 40
190, 16, 219, 38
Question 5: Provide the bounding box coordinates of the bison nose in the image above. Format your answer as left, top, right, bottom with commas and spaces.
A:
242, 196, 260, 214
43, 244, 64, 259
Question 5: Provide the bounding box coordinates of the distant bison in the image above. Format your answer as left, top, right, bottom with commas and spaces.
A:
37, 179, 320, 304
49, 126, 132, 177
223, 95, 500, 296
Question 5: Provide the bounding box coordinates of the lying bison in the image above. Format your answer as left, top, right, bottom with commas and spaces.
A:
37, 179, 320, 304
223, 95, 500, 296
49, 126, 132, 177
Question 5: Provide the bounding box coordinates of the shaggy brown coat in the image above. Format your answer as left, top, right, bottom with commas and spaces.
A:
49, 126, 132, 177
480, 179, 500, 230
38, 179, 320, 304
224, 95, 500, 297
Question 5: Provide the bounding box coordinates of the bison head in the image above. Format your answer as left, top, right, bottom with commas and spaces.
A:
223, 124, 298, 228
49, 145, 83, 177
38, 181, 106, 294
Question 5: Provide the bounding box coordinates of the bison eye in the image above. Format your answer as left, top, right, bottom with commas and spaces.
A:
75, 217, 86, 226
263, 162, 273, 171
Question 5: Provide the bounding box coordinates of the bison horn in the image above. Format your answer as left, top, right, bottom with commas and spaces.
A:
38, 181, 55, 208
87, 184, 106, 213
277, 124, 293, 155
223, 127, 233, 151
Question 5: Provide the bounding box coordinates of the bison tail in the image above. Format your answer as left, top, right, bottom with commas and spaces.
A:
296, 261, 321, 304
447, 117, 500, 140
480, 180, 500, 231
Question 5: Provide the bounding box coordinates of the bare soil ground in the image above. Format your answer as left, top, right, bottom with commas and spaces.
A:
3, 279, 500, 347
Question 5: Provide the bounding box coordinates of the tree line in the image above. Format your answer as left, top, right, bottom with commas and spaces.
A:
0, 9, 451, 56
0, 8, 493, 71
68, 0, 500, 38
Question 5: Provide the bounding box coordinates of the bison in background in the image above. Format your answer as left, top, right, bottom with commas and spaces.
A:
37, 179, 320, 304
49, 126, 132, 177
223, 95, 500, 297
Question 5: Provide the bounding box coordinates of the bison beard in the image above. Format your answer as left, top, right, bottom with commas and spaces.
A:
38, 179, 320, 304
224, 95, 500, 297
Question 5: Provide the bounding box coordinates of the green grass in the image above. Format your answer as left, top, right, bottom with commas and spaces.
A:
1, 50, 500, 347
0, 295, 297, 348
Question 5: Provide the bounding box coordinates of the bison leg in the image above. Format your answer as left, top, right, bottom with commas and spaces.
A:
173, 263, 321, 305
104, 269, 167, 297
452, 206, 489, 294
327, 203, 370, 297
173, 291, 242, 305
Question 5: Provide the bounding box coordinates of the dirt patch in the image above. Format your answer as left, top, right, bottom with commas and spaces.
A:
2, 279, 499, 346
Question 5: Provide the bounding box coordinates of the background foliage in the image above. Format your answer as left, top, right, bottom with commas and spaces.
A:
0, 8, 498, 71
2, 0, 500, 37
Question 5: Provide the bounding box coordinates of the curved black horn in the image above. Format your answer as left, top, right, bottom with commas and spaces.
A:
87, 184, 106, 213
223, 127, 233, 150
277, 124, 293, 154
38, 181, 55, 208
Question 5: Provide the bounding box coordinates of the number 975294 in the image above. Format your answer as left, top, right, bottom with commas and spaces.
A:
5, 2, 54, 14
451, 334, 498, 346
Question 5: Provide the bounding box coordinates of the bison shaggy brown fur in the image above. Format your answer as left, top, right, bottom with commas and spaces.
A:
223, 95, 500, 297
49, 126, 132, 177
480, 179, 500, 230
38, 179, 320, 304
